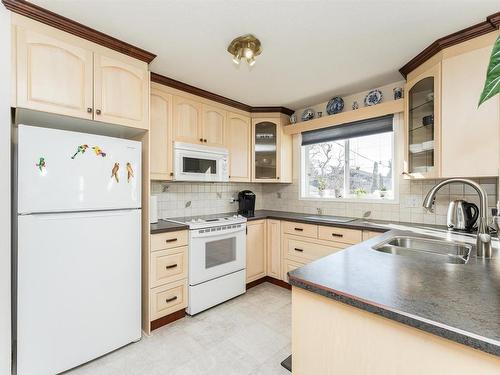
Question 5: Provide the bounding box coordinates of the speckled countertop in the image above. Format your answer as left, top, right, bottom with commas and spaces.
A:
289, 227, 500, 357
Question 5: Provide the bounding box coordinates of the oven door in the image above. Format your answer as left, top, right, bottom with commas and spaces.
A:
189, 224, 246, 286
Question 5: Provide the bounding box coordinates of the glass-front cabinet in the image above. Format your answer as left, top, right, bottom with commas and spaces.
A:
404, 63, 441, 179
254, 120, 278, 180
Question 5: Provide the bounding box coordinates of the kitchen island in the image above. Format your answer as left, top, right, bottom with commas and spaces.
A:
289, 227, 500, 374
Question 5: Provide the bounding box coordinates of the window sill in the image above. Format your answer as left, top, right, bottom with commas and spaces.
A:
299, 196, 399, 205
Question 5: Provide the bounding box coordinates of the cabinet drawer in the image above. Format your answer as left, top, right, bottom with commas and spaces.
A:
362, 230, 383, 241
150, 279, 187, 320
151, 230, 188, 252
282, 221, 317, 238
284, 258, 306, 281
318, 226, 362, 245
284, 236, 343, 263
150, 247, 188, 288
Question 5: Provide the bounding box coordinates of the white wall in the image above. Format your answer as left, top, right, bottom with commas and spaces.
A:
0, 7, 11, 375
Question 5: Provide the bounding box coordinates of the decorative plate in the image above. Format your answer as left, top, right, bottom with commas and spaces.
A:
326, 96, 344, 115
301, 108, 315, 121
364, 89, 383, 106
289, 113, 297, 124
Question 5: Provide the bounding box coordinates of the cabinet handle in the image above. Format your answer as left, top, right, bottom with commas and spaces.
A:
87, 107, 93, 113
165, 264, 178, 269
294, 248, 304, 252
199, 138, 203, 142
165, 296, 178, 303
166, 238, 178, 243
203, 139, 207, 143
277, 177, 280, 180
331, 233, 343, 238
294, 228, 304, 232
170, 172, 174, 176
96, 109, 101, 115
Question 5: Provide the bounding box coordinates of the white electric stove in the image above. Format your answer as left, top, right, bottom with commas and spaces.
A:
169, 213, 247, 314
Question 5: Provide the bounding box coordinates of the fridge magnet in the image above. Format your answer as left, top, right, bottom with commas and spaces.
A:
126, 162, 134, 183
71, 144, 89, 159
92, 146, 107, 157
111, 162, 120, 183
35, 157, 46, 172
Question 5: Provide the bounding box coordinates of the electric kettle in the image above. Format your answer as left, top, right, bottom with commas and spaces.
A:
447, 200, 479, 232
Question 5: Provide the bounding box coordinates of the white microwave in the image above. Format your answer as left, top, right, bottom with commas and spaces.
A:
173, 142, 229, 182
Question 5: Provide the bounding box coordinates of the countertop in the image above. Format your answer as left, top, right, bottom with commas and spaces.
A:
289, 227, 500, 357
150, 219, 189, 234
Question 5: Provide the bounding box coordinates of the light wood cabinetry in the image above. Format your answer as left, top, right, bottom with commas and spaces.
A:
441, 44, 499, 178
150, 85, 173, 180
14, 19, 149, 129
202, 104, 225, 147
173, 96, 202, 144
252, 116, 292, 183
282, 221, 318, 239
226, 112, 252, 182
93, 53, 149, 129
16, 27, 93, 120
148, 230, 188, 330
362, 230, 383, 241
246, 220, 267, 283
266, 219, 282, 279
317, 226, 362, 245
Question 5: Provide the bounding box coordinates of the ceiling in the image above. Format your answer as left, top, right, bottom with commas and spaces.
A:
32, 0, 499, 109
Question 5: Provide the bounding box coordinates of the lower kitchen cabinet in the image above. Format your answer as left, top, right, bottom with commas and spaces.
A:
246, 220, 267, 283
266, 219, 282, 279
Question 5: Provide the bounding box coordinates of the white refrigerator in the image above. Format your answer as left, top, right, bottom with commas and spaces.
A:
16, 125, 142, 375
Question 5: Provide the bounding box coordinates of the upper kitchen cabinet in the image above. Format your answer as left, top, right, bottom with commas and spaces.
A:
440, 42, 499, 178
93, 53, 149, 129
252, 116, 292, 183
13, 17, 150, 130
404, 31, 499, 179
404, 63, 441, 179
16, 27, 93, 120
172, 96, 202, 144
150, 84, 173, 180
225, 112, 251, 182
202, 105, 226, 147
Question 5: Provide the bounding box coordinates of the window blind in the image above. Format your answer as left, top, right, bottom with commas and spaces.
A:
301, 114, 394, 146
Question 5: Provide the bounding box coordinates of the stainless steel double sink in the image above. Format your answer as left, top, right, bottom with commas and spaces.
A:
372, 235, 472, 264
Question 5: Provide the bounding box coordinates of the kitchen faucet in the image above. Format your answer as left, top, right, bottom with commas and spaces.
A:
422, 178, 492, 258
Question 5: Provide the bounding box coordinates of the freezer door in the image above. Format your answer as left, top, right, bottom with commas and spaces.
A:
17, 210, 141, 375
18, 125, 141, 213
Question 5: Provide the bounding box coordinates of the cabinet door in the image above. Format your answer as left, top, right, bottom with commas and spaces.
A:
202, 105, 225, 147
404, 63, 441, 179
441, 45, 499, 178
93, 53, 149, 129
266, 219, 281, 279
173, 96, 202, 144
150, 88, 173, 180
16, 27, 93, 119
252, 119, 279, 181
246, 220, 266, 283
226, 112, 251, 182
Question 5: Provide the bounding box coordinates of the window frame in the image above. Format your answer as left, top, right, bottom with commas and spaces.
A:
299, 122, 399, 204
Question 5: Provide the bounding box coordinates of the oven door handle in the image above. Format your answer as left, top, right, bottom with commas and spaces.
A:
190, 226, 246, 238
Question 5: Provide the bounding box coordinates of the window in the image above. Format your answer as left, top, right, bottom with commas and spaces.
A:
301, 116, 395, 201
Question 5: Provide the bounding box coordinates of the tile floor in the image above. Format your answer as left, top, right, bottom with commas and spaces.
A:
67, 283, 291, 375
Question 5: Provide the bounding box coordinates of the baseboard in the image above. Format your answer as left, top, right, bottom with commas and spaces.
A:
246, 276, 291, 291
150, 309, 186, 331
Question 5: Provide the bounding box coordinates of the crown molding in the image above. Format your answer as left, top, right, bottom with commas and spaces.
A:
2, 0, 156, 63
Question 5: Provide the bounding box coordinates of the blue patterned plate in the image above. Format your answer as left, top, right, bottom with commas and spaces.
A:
326, 96, 344, 115
301, 108, 315, 121
364, 89, 383, 106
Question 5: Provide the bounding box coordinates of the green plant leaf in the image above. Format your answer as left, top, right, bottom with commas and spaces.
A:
478, 34, 500, 107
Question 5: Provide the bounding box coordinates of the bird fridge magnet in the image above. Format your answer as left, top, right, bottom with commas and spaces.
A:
92, 146, 107, 157
35, 157, 46, 172
126, 163, 134, 183
71, 144, 89, 159
111, 162, 120, 183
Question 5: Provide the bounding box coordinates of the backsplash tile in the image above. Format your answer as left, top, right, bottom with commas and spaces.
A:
151, 181, 263, 219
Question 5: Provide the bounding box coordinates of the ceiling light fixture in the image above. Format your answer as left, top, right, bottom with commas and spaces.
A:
227, 34, 262, 66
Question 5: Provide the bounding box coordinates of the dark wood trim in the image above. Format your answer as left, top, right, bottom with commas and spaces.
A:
2, 0, 156, 63
151, 72, 252, 112
399, 12, 500, 78
246, 276, 291, 291
150, 309, 186, 331
151, 72, 295, 116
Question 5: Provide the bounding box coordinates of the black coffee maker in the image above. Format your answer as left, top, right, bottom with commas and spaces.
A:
237, 190, 256, 217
